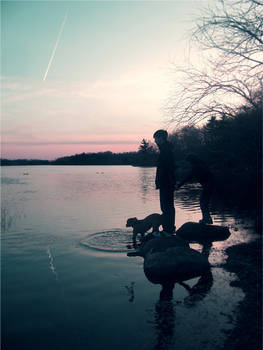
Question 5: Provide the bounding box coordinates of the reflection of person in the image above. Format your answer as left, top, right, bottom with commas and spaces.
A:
153, 130, 176, 235
176, 154, 214, 224
155, 283, 175, 350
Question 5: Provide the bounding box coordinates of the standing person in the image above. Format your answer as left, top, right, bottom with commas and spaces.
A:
176, 154, 214, 224
153, 129, 176, 236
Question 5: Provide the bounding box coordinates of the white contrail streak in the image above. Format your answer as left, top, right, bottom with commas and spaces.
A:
43, 12, 68, 81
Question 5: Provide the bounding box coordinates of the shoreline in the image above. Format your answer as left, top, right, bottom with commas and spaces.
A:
222, 238, 262, 350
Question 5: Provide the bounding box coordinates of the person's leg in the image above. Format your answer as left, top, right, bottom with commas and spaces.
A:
200, 182, 213, 224
160, 186, 175, 233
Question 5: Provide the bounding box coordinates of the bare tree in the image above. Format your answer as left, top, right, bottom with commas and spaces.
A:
167, 0, 263, 127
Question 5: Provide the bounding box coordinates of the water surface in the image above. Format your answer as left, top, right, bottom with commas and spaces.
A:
1, 166, 258, 350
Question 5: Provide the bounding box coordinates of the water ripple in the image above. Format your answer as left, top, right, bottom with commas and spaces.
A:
80, 229, 133, 253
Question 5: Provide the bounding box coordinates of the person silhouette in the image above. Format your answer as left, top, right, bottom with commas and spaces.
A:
153, 130, 176, 236
176, 154, 214, 224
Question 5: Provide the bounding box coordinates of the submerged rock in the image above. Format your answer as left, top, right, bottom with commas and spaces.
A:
176, 222, 231, 242
144, 246, 210, 285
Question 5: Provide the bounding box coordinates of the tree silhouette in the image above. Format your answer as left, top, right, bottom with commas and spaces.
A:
139, 139, 151, 153
167, 0, 263, 126
137, 139, 158, 166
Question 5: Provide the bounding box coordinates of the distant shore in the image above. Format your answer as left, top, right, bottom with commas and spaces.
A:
0, 150, 157, 167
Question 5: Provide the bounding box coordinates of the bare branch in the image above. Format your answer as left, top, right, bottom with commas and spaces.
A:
167, 0, 263, 127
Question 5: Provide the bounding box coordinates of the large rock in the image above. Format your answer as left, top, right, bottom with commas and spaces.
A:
140, 235, 189, 257
144, 246, 210, 284
176, 222, 231, 242
127, 231, 210, 286
127, 234, 188, 257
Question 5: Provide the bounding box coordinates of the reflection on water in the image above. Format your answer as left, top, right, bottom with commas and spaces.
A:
46, 247, 58, 281
182, 269, 214, 307
138, 167, 155, 202
148, 268, 243, 350
1, 166, 258, 350
152, 270, 213, 350
125, 282, 135, 303
154, 298, 175, 350
176, 183, 201, 211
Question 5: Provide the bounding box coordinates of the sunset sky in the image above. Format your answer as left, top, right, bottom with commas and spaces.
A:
2, 0, 208, 160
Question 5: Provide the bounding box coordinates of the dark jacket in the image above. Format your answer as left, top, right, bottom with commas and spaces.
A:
155, 141, 176, 189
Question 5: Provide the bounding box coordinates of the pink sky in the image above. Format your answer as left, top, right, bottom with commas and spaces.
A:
2, 142, 142, 160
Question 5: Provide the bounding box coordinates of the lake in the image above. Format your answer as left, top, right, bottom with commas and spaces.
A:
1, 165, 258, 350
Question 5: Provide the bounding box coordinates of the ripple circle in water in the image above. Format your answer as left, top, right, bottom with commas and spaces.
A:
80, 229, 133, 253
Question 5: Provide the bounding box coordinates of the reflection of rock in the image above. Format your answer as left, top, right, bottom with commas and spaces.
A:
176, 222, 231, 242
144, 245, 210, 285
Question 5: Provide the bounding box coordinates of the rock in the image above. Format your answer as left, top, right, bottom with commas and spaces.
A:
144, 246, 210, 285
176, 222, 231, 242
127, 230, 210, 286
127, 234, 189, 257
139, 235, 189, 257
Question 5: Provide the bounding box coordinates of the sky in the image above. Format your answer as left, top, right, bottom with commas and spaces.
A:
1, 0, 207, 160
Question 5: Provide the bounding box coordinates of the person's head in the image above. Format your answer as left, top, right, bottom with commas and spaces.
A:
153, 129, 168, 148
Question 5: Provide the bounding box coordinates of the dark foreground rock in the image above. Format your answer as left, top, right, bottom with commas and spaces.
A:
140, 235, 189, 257
144, 245, 210, 284
127, 234, 210, 285
127, 234, 188, 257
223, 239, 262, 350
176, 222, 231, 242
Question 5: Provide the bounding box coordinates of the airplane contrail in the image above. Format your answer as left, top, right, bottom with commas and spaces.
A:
43, 12, 68, 81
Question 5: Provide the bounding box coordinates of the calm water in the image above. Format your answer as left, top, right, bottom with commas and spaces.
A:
1, 166, 258, 350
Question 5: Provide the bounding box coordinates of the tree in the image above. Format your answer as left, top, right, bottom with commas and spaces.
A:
177, 125, 203, 152
139, 139, 150, 153
137, 139, 158, 165
202, 116, 219, 147
138, 139, 157, 154
167, 0, 263, 126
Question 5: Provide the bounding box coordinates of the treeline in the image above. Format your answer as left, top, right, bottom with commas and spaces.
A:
171, 101, 262, 208
51, 150, 154, 166
0, 148, 157, 167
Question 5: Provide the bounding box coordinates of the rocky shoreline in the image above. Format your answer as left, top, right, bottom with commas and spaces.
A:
222, 238, 262, 350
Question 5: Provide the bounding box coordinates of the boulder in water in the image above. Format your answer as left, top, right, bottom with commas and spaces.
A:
140, 235, 189, 257
127, 234, 188, 257
176, 222, 231, 242
144, 246, 210, 285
